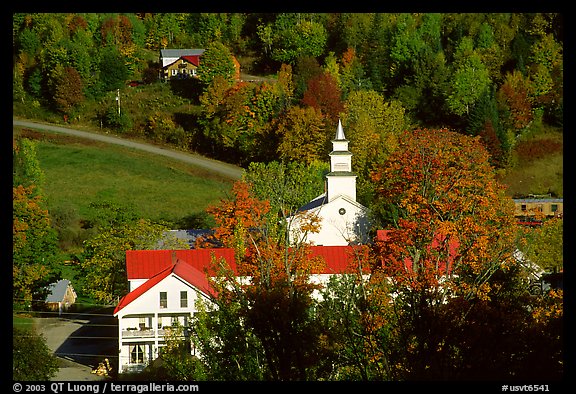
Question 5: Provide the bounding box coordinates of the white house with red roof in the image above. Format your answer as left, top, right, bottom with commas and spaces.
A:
113, 249, 234, 373
287, 120, 370, 246
113, 246, 365, 373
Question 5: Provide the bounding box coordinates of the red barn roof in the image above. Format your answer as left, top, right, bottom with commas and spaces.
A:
308, 245, 370, 274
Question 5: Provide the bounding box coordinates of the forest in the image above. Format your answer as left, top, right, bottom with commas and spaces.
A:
13, 13, 563, 172
13, 13, 563, 381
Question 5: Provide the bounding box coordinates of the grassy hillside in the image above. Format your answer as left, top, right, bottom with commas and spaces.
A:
16, 127, 233, 230
497, 126, 563, 198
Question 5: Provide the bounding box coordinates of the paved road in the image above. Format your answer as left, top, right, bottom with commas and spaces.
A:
13, 118, 243, 180
35, 309, 118, 381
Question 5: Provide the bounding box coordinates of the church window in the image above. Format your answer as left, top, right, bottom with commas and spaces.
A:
339, 208, 346, 215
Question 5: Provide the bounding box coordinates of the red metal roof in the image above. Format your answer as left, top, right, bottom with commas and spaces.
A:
376, 230, 459, 273
308, 245, 369, 274
126, 249, 236, 280
180, 55, 200, 67
114, 257, 218, 315
114, 263, 172, 315
118, 246, 364, 312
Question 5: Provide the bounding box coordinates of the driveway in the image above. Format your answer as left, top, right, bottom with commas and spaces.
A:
13, 118, 243, 180
34, 308, 118, 381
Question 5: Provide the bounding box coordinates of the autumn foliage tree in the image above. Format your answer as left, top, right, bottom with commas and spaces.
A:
365, 129, 561, 379
194, 180, 328, 380
301, 71, 344, 124
497, 70, 534, 134
275, 105, 327, 165
52, 65, 85, 115
13, 137, 60, 309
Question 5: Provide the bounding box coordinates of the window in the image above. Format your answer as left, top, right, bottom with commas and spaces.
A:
130, 344, 145, 364
521, 204, 527, 211
160, 292, 167, 309
551, 204, 558, 212
180, 291, 188, 308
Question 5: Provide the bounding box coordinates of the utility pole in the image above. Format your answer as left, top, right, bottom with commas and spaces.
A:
116, 89, 121, 116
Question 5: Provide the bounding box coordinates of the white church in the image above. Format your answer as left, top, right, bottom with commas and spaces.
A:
287, 119, 371, 246
113, 120, 372, 374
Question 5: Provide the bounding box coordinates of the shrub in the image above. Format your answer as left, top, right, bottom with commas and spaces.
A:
13, 326, 59, 380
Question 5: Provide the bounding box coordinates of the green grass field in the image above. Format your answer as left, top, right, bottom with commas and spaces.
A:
19, 129, 233, 226
497, 126, 563, 198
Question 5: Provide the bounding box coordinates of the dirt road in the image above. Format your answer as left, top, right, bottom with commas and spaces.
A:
13, 118, 243, 180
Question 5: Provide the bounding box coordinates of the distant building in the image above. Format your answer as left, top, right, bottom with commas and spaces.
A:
45, 279, 77, 316
513, 197, 563, 226
159, 49, 205, 81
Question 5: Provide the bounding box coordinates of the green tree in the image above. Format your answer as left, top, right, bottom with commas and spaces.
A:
99, 46, 129, 91
527, 33, 563, 124
315, 255, 387, 380
338, 47, 372, 99
146, 324, 207, 380
196, 41, 236, 88
13, 138, 45, 191
341, 90, 406, 205
13, 326, 59, 380
243, 160, 327, 221
268, 13, 328, 65
446, 37, 492, 117
469, 88, 512, 168
521, 218, 563, 273
80, 201, 182, 303
191, 292, 267, 380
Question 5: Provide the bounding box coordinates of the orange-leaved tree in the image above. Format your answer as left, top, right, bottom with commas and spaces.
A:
366, 128, 544, 380
194, 180, 328, 380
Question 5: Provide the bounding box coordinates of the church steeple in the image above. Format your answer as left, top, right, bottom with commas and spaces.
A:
326, 119, 357, 202
335, 118, 346, 140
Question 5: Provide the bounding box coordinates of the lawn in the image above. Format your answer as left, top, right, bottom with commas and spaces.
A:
498, 126, 563, 198
22, 130, 233, 226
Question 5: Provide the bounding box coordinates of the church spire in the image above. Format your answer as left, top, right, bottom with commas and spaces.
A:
335, 118, 346, 140
326, 119, 356, 202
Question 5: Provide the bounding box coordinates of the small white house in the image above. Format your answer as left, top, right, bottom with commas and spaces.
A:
288, 119, 370, 246
113, 249, 234, 374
